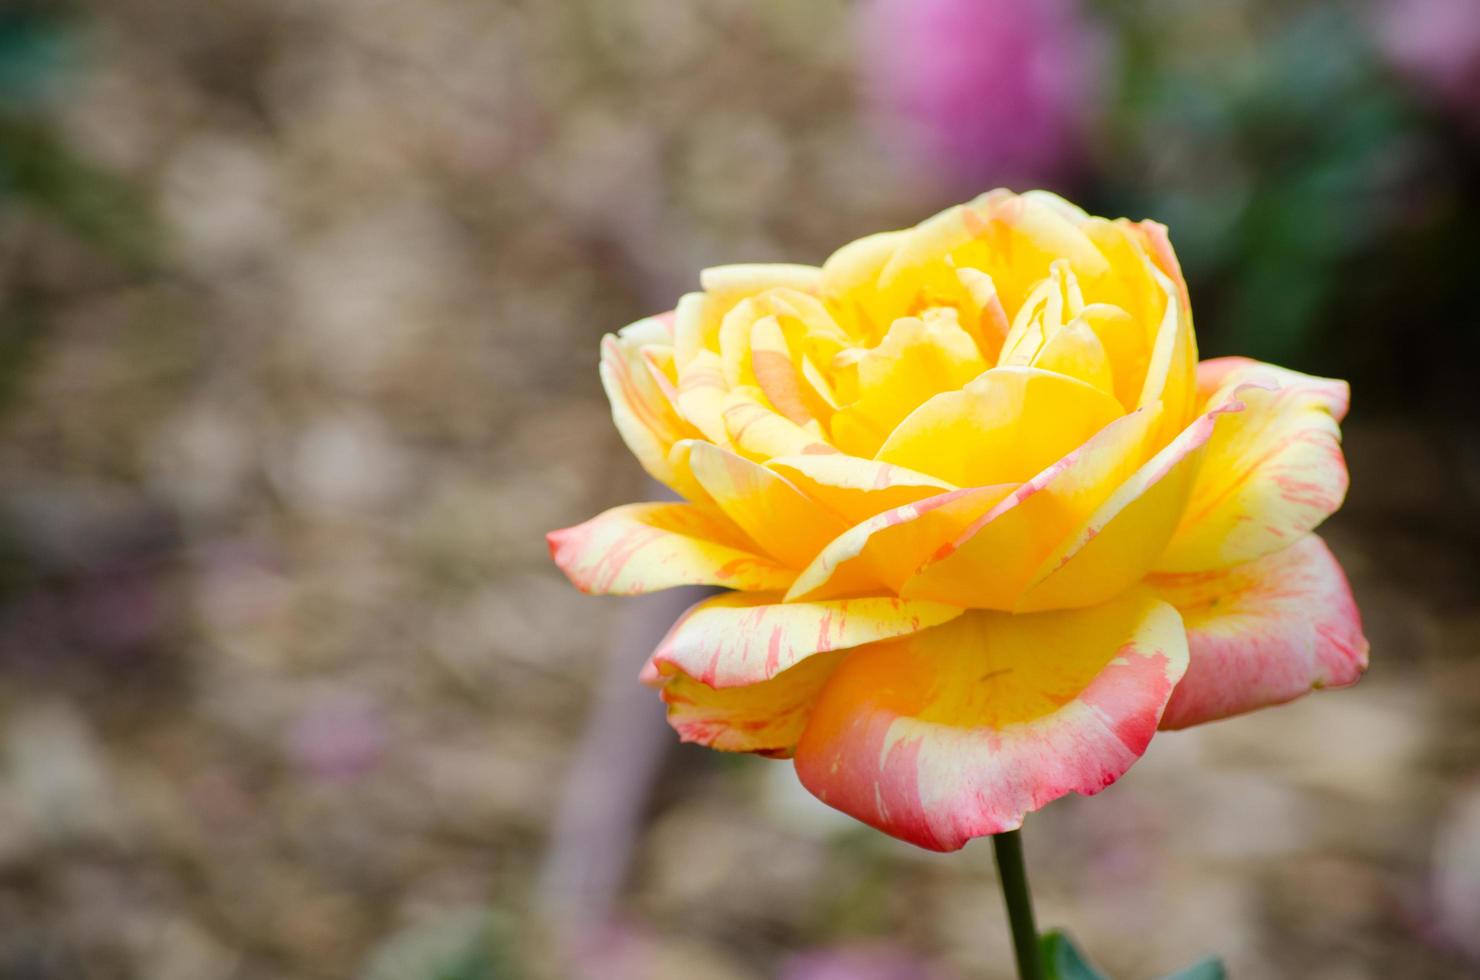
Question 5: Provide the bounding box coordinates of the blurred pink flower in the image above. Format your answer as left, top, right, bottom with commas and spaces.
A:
856, 0, 1109, 190
1376, 0, 1480, 129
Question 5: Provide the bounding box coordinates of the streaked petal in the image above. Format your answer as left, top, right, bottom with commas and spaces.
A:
650, 649, 846, 756
1151, 535, 1368, 729
793, 590, 1189, 851
1012, 397, 1247, 612
1155, 359, 1350, 572
547, 502, 793, 595
786, 485, 1018, 601
647, 590, 964, 687
684, 440, 848, 568
876, 366, 1124, 487
899, 407, 1162, 609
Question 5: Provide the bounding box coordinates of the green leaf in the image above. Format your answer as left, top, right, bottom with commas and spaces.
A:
1039, 929, 1227, 980
1161, 956, 1227, 980
1039, 929, 1108, 980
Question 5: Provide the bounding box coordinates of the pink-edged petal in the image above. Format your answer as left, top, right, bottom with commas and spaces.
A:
1155, 359, 1350, 573
1151, 534, 1369, 730
646, 590, 964, 688
547, 502, 794, 595
793, 590, 1189, 851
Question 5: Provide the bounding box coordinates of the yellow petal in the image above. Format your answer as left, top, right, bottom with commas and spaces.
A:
598, 324, 705, 500
1134, 265, 1199, 445
875, 366, 1124, 487
721, 386, 838, 461
684, 440, 848, 568
830, 312, 989, 457
750, 313, 833, 427
1031, 318, 1114, 394
700, 263, 822, 302
955, 266, 1012, 360
766, 454, 955, 525
1075, 303, 1150, 409
674, 349, 732, 446
787, 484, 1017, 601
820, 230, 908, 341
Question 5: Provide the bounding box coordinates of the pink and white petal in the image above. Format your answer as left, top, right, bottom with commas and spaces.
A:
1192, 356, 1350, 420
1155, 361, 1350, 573
766, 454, 955, 526
547, 502, 794, 595
684, 440, 849, 568
1151, 534, 1369, 730
653, 650, 847, 756
647, 590, 964, 688
793, 591, 1189, 851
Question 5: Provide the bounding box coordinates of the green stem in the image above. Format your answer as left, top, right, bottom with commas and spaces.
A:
992, 829, 1044, 980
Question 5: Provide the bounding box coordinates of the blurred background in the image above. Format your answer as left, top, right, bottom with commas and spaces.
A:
0, 0, 1477, 977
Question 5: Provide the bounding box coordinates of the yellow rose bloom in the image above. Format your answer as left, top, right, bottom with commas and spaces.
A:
549, 189, 1367, 851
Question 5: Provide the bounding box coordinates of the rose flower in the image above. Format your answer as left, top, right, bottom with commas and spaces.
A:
549, 189, 1367, 852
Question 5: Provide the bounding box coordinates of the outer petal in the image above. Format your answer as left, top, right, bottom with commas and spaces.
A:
652, 650, 847, 756
646, 590, 964, 688
1150, 535, 1368, 730
547, 502, 794, 595
793, 591, 1189, 851
1155, 359, 1350, 572
599, 318, 706, 500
